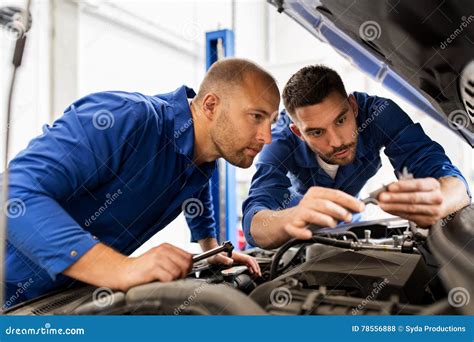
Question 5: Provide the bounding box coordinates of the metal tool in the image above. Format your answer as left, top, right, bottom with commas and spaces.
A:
192, 240, 234, 263
361, 166, 414, 205
361, 185, 388, 205
398, 166, 414, 180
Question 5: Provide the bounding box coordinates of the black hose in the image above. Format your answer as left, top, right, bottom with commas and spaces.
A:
125, 279, 267, 315
277, 243, 307, 274
276, 232, 358, 275
270, 235, 353, 279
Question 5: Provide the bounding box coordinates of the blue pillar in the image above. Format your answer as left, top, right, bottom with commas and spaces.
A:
205, 30, 238, 248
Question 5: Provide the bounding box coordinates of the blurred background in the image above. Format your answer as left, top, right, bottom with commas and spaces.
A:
1, 0, 472, 255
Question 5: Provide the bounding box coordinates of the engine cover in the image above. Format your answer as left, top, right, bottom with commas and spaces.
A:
250, 247, 432, 312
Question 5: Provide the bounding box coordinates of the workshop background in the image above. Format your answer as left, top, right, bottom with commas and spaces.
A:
1, 0, 472, 254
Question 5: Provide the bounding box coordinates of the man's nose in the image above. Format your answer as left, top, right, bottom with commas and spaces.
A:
257, 124, 272, 145
327, 130, 342, 148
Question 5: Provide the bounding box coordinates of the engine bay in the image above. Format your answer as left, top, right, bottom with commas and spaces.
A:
5, 206, 473, 316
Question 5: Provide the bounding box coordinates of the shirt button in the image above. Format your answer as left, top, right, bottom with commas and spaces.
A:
70, 250, 78, 257
92, 235, 98, 240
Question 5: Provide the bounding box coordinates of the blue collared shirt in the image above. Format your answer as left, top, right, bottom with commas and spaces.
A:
4, 86, 216, 306
242, 92, 470, 247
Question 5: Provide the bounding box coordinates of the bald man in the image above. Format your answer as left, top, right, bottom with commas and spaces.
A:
4, 58, 280, 306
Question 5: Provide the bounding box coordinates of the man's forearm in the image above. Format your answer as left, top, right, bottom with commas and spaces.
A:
63, 243, 131, 291
250, 208, 295, 249
439, 176, 471, 216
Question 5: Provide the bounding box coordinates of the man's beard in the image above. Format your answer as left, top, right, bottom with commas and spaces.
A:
319, 137, 357, 165
211, 110, 259, 168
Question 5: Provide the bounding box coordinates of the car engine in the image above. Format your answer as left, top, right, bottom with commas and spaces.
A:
5, 205, 473, 316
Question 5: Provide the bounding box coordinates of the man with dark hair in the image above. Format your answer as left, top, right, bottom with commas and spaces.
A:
242, 65, 470, 249
4, 58, 279, 306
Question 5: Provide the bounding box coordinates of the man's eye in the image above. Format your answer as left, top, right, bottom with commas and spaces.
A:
310, 130, 323, 137
251, 113, 263, 121
336, 115, 347, 125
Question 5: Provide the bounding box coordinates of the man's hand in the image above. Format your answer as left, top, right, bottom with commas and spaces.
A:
284, 187, 365, 240
198, 237, 261, 276
207, 251, 262, 276
377, 177, 444, 227
123, 243, 193, 289
63, 242, 193, 293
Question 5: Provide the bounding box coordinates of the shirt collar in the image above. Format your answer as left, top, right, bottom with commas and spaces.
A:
171, 85, 197, 158
170, 85, 217, 173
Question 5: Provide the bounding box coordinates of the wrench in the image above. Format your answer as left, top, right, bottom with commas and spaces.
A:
192, 240, 234, 263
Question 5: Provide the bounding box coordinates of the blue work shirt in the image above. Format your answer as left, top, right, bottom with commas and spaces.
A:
242, 92, 471, 247
4, 86, 217, 306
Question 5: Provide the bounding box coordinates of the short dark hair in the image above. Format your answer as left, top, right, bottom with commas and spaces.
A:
282, 65, 347, 115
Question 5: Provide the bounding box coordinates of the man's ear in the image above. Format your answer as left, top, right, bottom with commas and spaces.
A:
201, 93, 219, 120
289, 123, 304, 141
348, 94, 358, 117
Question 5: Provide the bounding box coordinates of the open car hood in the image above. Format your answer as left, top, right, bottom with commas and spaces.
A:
268, 0, 474, 147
